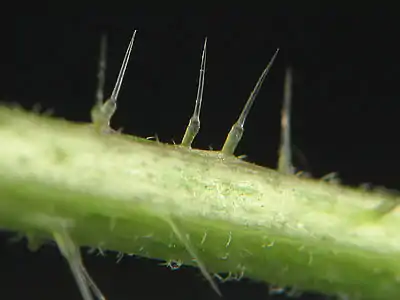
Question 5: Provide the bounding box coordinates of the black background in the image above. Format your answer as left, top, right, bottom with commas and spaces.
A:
0, 8, 399, 300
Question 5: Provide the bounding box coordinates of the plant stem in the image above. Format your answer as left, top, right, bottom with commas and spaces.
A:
0, 106, 399, 299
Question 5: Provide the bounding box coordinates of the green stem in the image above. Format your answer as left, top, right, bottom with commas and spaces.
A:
0, 106, 399, 299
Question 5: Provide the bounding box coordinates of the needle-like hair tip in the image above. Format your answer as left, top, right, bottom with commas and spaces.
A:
110, 30, 137, 103
91, 31, 137, 133
237, 47, 279, 127
221, 48, 279, 155
181, 37, 207, 147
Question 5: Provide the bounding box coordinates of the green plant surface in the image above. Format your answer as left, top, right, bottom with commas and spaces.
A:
0, 105, 400, 299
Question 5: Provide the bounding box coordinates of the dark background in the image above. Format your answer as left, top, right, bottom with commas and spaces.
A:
0, 8, 399, 300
